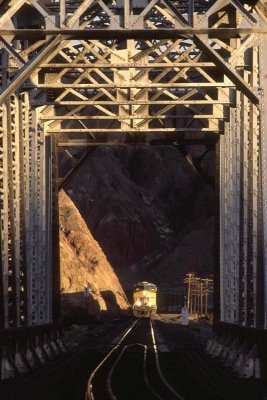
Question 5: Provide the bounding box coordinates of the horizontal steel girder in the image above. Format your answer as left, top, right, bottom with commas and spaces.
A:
194, 34, 259, 105
39, 62, 216, 68
46, 128, 221, 133
36, 82, 234, 88
32, 100, 231, 106
0, 28, 267, 38
57, 138, 215, 147
39, 115, 225, 121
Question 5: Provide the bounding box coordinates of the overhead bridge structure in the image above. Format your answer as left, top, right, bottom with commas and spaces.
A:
0, 0, 267, 380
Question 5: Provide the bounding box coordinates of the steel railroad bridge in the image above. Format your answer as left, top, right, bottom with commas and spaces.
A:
0, 0, 267, 380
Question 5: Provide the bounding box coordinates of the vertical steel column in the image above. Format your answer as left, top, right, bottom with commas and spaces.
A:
26, 106, 53, 325
19, 92, 30, 325
259, 34, 267, 329
219, 33, 263, 329
217, 133, 224, 322
12, 95, 21, 325
0, 93, 32, 328
254, 41, 264, 328
0, 106, 3, 329
221, 119, 230, 321
124, 0, 131, 29
51, 132, 60, 321
235, 95, 241, 324
188, 0, 194, 27
239, 89, 248, 325
242, 89, 250, 326
221, 95, 243, 324
27, 108, 39, 324
0, 104, 9, 328
246, 64, 259, 328
0, 49, 8, 329
45, 133, 52, 323
229, 106, 239, 323
60, 0, 66, 27
5, 98, 16, 325
35, 113, 48, 324
13, 93, 28, 326
219, 127, 224, 320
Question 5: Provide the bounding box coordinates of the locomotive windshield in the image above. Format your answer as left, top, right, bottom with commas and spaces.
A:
133, 281, 157, 292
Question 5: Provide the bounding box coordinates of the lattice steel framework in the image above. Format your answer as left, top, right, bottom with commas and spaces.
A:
0, 0, 266, 330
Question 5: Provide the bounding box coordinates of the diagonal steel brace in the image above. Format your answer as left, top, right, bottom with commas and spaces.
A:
0, 35, 62, 106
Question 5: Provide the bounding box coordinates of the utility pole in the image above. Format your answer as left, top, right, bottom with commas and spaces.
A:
202, 278, 213, 316
200, 280, 203, 315
184, 274, 214, 317
184, 273, 195, 315
196, 278, 200, 315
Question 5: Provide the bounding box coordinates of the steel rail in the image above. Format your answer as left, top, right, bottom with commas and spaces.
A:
106, 343, 163, 400
86, 319, 139, 400
150, 320, 186, 400
178, 349, 217, 388
189, 349, 244, 389
175, 350, 215, 395
175, 345, 258, 398
86, 318, 187, 400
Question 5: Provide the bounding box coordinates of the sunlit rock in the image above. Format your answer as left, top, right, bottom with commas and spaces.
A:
59, 190, 129, 318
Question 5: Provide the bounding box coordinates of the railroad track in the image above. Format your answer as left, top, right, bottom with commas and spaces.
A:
86, 318, 185, 400
153, 320, 264, 400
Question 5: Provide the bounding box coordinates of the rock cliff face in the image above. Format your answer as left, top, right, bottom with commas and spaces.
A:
61, 145, 215, 293
59, 190, 129, 317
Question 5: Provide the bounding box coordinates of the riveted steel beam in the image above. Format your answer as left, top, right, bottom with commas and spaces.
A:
0, 37, 25, 68
46, 127, 221, 133
32, 100, 231, 106
57, 138, 213, 147
39, 62, 216, 68
36, 82, 234, 89
39, 114, 225, 121
0, 28, 267, 39
260, 35, 267, 329
194, 35, 259, 105
0, 36, 62, 105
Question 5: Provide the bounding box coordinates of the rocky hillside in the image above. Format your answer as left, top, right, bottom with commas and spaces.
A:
59, 190, 129, 318
61, 145, 215, 292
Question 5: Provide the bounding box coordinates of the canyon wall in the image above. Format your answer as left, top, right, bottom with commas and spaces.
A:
59, 190, 130, 318
60, 145, 214, 296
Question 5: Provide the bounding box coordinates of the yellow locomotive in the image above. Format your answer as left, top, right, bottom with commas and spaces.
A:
133, 281, 157, 317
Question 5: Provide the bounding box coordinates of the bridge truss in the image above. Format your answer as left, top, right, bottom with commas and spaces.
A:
0, 0, 267, 378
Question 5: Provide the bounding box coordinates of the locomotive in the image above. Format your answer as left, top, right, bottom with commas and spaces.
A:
132, 281, 157, 317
